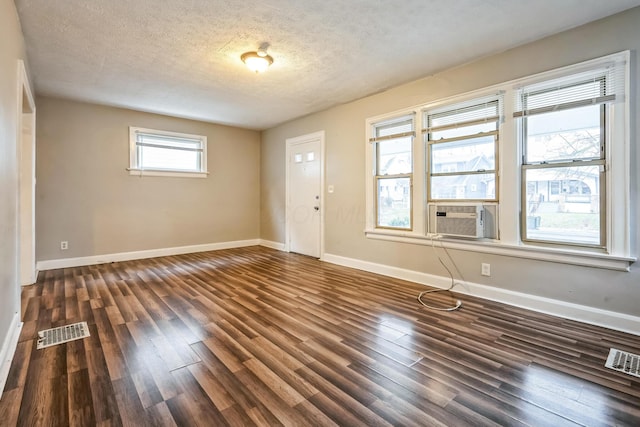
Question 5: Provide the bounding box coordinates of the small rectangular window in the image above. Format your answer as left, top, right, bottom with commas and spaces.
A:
371, 116, 414, 230
129, 127, 207, 177
424, 98, 500, 201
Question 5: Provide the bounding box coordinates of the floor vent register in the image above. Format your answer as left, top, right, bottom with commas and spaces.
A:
36, 322, 90, 349
605, 348, 640, 379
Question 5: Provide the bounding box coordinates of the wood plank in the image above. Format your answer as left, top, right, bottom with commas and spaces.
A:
68, 368, 96, 426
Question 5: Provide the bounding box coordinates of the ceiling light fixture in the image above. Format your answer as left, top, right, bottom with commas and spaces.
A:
241, 43, 273, 73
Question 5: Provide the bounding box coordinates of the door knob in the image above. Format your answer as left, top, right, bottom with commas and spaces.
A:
314, 206, 319, 211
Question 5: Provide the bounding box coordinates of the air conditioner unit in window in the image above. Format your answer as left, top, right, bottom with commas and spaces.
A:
433, 204, 484, 238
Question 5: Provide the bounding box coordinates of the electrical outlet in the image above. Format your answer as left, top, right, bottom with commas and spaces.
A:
60, 241, 68, 250
481, 263, 490, 276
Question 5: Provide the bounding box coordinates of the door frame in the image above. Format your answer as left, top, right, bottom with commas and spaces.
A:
17, 60, 37, 286
285, 130, 325, 259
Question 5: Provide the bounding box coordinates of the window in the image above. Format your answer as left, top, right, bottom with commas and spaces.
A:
425, 98, 500, 201
370, 116, 414, 230
515, 62, 624, 248
365, 51, 631, 270
129, 127, 207, 177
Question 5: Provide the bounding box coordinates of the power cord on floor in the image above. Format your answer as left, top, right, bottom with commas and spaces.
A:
417, 235, 463, 312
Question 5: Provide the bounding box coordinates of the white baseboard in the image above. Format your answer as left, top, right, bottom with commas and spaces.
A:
259, 240, 286, 251
36, 239, 262, 270
322, 253, 640, 337
0, 312, 23, 400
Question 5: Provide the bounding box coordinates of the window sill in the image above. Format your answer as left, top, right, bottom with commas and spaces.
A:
364, 229, 636, 271
128, 169, 208, 178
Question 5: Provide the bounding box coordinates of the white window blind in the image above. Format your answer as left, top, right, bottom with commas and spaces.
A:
369, 117, 414, 143
425, 99, 501, 134
135, 132, 203, 153
514, 59, 625, 118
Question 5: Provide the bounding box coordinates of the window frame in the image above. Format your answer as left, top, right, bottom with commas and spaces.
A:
424, 97, 501, 203
128, 127, 208, 178
364, 51, 633, 271
516, 66, 618, 250
370, 115, 415, 231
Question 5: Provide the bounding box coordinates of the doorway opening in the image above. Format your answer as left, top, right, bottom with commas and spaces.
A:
17, 60, 36, 286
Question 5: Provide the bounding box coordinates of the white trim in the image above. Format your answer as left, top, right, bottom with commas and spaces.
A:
608, 51, 631, 256
36, 239, 260, 270
259, 240, 286, 251
285, 131, 325, 258
365, 229, 635, 271
322, 253, 640, 336
0, 312, 23, 400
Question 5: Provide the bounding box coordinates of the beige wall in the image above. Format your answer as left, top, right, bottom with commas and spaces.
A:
36, 97, 261, 261
0, 0, 28, 360
261, 7, 640, 316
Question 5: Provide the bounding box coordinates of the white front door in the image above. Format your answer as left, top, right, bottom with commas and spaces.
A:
286, 132, 324, 258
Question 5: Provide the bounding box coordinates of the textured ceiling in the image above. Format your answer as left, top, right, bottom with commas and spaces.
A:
14, 0, 640, 130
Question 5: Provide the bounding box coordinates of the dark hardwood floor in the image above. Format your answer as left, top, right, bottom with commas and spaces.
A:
1, 246, 639, 426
